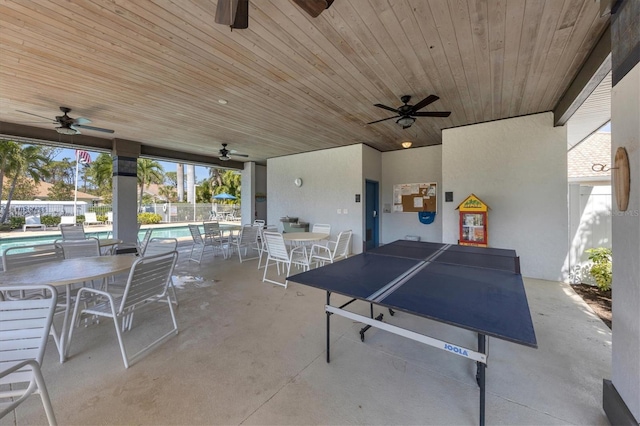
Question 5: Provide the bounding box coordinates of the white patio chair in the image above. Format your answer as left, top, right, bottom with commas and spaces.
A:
229, 224, 261, 263
309, 230, 352, 267
83, 212, 104, 226
23, 215, 46, 232
68, 251, 179, 369
187, 224, 216, 263
60, 224, 85, 240
1, 245, 65, 354
0, 284, 58, 426
203, 221, 229, 258
59, 216, 76, 227
55, 237, 103, 292
262, 231, 310, 288
257, 225, 278, 269
311, 223, 331, 235
106, 211, 113, 224
143, 238, 180, 306
253, 219, 266, 226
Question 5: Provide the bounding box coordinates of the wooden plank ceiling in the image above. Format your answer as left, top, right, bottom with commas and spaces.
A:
0, 0, 609, 164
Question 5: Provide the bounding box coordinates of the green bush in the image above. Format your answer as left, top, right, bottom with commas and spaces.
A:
137, 212, 162, 224
40, 215, 60, 227
9, 216, 25, 229
586, 247, 612, 292
97, 214, 108, 223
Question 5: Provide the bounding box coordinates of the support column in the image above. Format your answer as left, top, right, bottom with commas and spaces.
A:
604, 0, 640, 424
241, 162, 256, 225
112, 140, 140, 246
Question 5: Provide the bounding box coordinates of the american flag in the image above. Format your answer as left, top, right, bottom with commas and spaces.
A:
76, 150, 91, 164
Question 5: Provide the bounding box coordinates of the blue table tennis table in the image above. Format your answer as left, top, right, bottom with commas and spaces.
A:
289, 240, 537, 426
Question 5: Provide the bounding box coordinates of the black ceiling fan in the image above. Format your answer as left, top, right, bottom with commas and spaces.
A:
215, 0, 249, 30
218, 143, 249, 161
17, 106, 114, 135
367, 95, 451, 129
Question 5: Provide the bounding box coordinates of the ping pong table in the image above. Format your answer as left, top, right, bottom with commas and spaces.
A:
288, 239, 537, 426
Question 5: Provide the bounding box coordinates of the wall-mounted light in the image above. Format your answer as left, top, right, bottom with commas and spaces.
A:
401, 141, 413, 149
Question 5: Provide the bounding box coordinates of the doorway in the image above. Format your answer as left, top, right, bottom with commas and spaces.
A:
365, 180, 379, 250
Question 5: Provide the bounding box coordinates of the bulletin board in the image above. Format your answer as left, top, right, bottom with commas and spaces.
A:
393, 182, 437, 213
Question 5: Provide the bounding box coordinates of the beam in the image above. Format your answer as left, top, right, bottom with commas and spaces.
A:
0, 122, 242, 169
554, 26, 612, 126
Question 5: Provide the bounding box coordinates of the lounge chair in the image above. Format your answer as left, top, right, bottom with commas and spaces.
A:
83, 212, 104, 226
23, 215, 46, 232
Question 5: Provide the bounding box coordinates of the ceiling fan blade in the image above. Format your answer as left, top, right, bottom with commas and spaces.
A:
412, 111, 451, 118
367, 115, 400, 125
16, 110, 54, 121
73, 117, 92, 125
75, 124, 115, 133
232, 0, 248, 29
231, 153, 249, 157
215, 0, 237, 25
291, 0, 328, 18
410, 95, 439, 113
373, 104, 400, 114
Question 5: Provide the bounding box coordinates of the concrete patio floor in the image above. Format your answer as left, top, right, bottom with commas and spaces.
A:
2, 242, 611, 425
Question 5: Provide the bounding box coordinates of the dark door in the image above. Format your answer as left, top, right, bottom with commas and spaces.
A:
365, 180, 379, 250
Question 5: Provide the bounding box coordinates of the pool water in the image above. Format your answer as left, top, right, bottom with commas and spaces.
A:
0, 225, 194, 253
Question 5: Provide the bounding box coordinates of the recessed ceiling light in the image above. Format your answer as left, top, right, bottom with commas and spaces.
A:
401, 141, 412, 149
218, 99, 228, 105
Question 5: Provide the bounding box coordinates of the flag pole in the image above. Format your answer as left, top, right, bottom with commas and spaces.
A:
73, 150, 79, 223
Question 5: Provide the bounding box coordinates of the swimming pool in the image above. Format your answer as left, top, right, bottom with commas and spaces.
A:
0, 225, 195, 253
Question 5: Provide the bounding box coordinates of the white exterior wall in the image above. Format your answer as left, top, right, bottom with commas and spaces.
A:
381, 146, 443, 244
267, 144, 364, 254
441, 112, 568, 281
611, 62, 640, 420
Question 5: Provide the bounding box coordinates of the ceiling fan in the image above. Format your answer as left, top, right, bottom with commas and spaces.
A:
17, 106, 114, 135
367, 95, 451, 129
215, 0, 249, 30
291, 0, 335, 17
218, 143, 249, 161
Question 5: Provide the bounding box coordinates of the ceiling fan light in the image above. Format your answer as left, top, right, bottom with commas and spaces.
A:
401, 141, 413, 149
219, 155, 230, 161
396, 116, 415, 128
55, 126, 78, 135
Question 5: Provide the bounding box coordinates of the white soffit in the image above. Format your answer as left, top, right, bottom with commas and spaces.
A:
567, 71, 612, 150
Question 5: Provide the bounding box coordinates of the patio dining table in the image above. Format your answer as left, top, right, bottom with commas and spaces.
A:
0, 255, 136, 363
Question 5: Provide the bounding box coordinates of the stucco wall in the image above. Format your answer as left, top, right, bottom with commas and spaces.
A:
441, 112, 568, 281
611, 62, 640, 421
267, 144, 364, 254
381, 145, 443, 244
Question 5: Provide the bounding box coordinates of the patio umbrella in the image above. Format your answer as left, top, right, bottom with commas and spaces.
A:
213, 192, 237, 200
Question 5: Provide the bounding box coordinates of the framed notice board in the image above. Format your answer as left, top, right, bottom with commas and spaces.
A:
393, 182, 437, 213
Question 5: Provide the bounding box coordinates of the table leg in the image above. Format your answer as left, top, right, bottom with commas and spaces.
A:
58, 285, 72, 363
477, 333, 486, 426
326, 291, 331, 363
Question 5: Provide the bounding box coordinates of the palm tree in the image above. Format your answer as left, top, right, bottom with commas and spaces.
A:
0, 144, 50, 223
137, 158, 164, 211
0, 140, 21, 202
87, 153, 113, 202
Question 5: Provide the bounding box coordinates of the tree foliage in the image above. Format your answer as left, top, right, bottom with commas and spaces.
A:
47, 181, 74, 200
137, 158, 164, 211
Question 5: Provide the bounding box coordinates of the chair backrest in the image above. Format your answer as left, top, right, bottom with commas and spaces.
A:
263, 231, 289, 262
188, 224, 204, 244
85, 212, 98, 222
333, 230, 352, 259
312, 223, 331, 235
239, 224, 260, 244
0, 285, 57, 385
253, 219, 266, 226
59, 216, 75, 225
144, 238, 178, 257
107, 211, 113, 222
55, 238, 101, 259
25, 215, 41, 225
2, 244, 64, 271
203, 221, 220, 234
139, 228, 153, 253
119, 252, 177, 314
60, 224, 85, 240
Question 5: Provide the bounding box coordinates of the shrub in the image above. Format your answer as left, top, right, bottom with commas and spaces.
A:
40, 215, 60, 227
97, 214, 108, 223
9, 216, 25, 229
586, 247, 612, 292
137, 212, 162, 224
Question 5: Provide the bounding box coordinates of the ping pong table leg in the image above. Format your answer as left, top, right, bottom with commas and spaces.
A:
326, 291, 331, 363
477, 333, 486, 426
